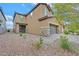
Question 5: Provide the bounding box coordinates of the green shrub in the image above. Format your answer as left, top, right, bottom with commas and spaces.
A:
39, 37, 43, 44
22, 34, 26, 39
34, 37, 44, 50
20, 33, 22, 36
75, 30, 79, 35
58, 35, 79, 53
7, 29, 10, 32
59, 35, 70, 50
69, 29, 75, 34
64, 30, 69, 34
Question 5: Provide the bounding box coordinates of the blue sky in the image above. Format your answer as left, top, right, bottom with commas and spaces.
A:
0, 3, 35, 16
0, 3, 35, 29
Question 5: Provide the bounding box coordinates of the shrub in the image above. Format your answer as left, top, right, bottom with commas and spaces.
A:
34, 37, 44, 50
64, 30, 69, 34
58, 35, 79, 53
75, 30, 79, 35
7, 29, 10, 32
22, 34, 26, 39
59, 35, 70, 50
69, 29, 75, 34
20, 33, 22, 36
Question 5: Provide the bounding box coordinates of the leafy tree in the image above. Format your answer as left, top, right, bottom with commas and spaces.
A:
53, 3, 72, 25
52, 3, 79, 33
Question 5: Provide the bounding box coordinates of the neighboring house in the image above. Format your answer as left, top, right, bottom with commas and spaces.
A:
13, 3, 63, 36
0, 8, 6, 34
13, 13, 27, 33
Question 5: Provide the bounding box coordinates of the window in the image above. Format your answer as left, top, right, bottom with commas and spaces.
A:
45, 8, 47, 16
30, 12, 33, 20
41, 8, 50, 17
19, 16, 24, 22
45, 8, 50, 16
20, 16, 24, 19
41, 8, 45, 17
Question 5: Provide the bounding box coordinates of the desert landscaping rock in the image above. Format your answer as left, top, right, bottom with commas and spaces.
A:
0, 32, 79, 56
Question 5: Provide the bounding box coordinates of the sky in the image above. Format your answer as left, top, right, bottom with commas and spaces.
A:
0, 3, 36, 29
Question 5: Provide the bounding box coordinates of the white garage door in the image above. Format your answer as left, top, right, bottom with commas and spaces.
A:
50, 24, 58, 34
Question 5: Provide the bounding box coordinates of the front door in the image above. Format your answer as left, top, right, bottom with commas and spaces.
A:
19, 25, 26, 33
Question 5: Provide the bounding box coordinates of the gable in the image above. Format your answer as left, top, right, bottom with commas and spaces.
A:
28, 4, 54, 22
33, 4, 52, 17
14, 14, 25, 22
25, 4, 54, 23
25, 3, 53, 17
37, 4, 53, 19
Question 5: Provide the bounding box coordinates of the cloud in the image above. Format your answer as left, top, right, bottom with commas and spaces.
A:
5, 15, 13, 21
5, 15, 13, 29
21, 4, 25, 7
33, 3, 37, 5
6, 21, 13, 29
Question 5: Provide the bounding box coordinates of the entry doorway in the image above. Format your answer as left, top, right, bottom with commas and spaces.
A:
19, 25, 26, 33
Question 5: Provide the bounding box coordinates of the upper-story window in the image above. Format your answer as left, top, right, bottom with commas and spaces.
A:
19, 16, 24, 22
41, 7, 52, 17
44, 8, 48, 16
20, 16, 24, 19
30, 12, 33, 20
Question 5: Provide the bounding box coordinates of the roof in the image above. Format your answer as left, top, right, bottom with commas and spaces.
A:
0, 7, 6, 21
13, 3, 54, 22
39, 16, 53, 21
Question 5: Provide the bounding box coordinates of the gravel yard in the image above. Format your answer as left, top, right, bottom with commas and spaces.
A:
0, 32, 79, 56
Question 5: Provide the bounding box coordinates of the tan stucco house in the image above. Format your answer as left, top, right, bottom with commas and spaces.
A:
13, 3, 63, 36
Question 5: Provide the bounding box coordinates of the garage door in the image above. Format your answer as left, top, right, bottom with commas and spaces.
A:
50, 24, 58, 34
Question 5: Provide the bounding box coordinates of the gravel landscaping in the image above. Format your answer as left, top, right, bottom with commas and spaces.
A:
0, 32, 79, 56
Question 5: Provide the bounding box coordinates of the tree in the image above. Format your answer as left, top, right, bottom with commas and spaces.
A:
52, 3, 79, 33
